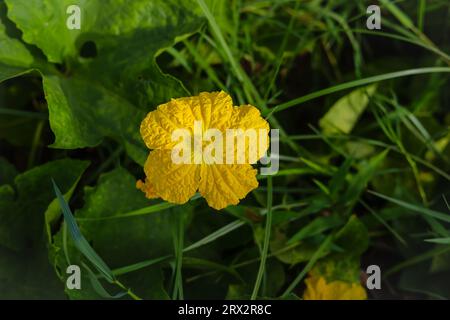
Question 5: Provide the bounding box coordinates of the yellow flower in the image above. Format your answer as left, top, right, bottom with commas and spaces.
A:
137, 91, 269, 210
303, 275, 367, 300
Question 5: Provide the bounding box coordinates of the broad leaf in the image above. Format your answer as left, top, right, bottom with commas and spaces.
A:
50, 167, 174, 299
5, 0, 205, 164
319, 84, 377, 134
0, 11, 34, 82
0, 158, 89, 299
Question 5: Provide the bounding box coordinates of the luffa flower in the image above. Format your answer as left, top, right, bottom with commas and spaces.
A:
137, 91, 269, 210
303, 275, 367, 300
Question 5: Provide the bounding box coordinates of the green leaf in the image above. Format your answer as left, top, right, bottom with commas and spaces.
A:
343, 149, 389, 209
309, 216, 369, 284
344, 141, 376, 159
270, 228, 330, 266
5, 0, 203, 66
50, 167, 173, 299
310, 254, 362, 284
0, 157, 17, 185
43, 75, 148, 164
0, 159, 89, 250
0, 158, 89, 299
319, 84, 377, 134
76, 193, 201, 221
334, 215, 369, 256
0, 11, 34, 82
329, 158, 352, 200
5, 0, 205, 164
287, 215, 344, 244
52, 179, 116, 283
281, 234, 334, 297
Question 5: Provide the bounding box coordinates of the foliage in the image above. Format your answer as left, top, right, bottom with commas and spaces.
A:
0, 0, 449, 299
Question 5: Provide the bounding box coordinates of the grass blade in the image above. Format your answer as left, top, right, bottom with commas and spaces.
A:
112, 220, 246, 276
82, 263, 127, 299
424, 238, 450, 244
281, 235, 333, 298
251, 176, 273, 300
183, 220, 245, 252
267, 67, 450, 116
368, 190, 450, 223
52, 179, 115, 283
76, 194, 201, 221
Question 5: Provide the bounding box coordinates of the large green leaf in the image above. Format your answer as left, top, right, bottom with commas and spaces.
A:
5, 0, 204, 164
50, 167, 174, 299
6, 0, 202, 66
0, 158, 89, 299
42, 75, 147, 164
0, 8, 34, 82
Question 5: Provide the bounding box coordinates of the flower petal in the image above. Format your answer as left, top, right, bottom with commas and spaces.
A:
230, 105, 269, 131
140, 99, 196, 150
192, 91, 234, 130
199, 163, 258, 210
228, 104, 270, 162
140, 91, 234, 150
144, 150, 200, 204
303, 275, 367, 300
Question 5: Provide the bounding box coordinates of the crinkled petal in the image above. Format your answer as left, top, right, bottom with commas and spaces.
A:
199, 163, 258, 210
189, 91, 234, 131
303, 276, 367, 300
228, 104, 270, 162
140, 99, 196, 150
140, 91, 234, 150
230, 105, 269, 131
144, 150, 200, 204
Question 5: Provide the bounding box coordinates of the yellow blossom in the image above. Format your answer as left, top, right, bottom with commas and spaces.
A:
303, 275, 367, 300
137, 91, 269, 210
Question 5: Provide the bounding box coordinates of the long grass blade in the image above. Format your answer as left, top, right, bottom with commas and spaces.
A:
368, 190, 450, 223
52, 179, 115, 283
266, 67, 450, 116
